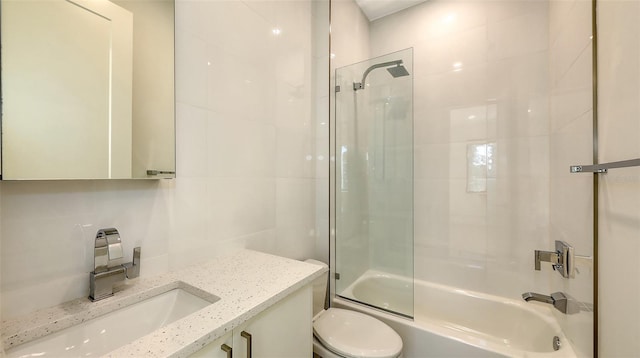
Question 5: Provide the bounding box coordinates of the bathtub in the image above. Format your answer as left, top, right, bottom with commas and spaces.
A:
335, 271, 577, 358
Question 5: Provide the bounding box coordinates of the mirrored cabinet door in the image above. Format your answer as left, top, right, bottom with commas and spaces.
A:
0, 0, 175, 180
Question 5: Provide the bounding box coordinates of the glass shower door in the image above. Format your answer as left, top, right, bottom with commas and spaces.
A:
334, 48, 414, 318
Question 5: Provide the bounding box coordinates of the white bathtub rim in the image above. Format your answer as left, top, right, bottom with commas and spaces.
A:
342, 270, 566, 329
335, 270, 578, 358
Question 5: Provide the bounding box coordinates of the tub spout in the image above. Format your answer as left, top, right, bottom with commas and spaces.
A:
522, 292, 568, 314
522, 292, 553, 304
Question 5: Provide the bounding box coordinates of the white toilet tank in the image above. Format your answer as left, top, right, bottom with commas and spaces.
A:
304, 259, 328, 317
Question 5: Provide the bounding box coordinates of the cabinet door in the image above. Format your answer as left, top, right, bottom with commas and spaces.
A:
1, 0, 133, 179
233, 285, 312, 358
190, 332, 233, 358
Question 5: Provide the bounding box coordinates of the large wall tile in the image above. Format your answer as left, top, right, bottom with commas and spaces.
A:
207, 114, 276, 178
598, 0, 640, 355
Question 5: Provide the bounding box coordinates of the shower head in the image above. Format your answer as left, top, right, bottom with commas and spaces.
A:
353, 59, 410, 90
387, 64, 410, 78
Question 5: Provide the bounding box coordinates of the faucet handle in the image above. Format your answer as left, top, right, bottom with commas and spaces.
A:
124, 247, 141, 279
534, 241, 575, 279
534, 249, 559, 271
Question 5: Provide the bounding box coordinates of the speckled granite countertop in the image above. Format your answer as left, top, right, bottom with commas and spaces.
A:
1, 250, 326, 357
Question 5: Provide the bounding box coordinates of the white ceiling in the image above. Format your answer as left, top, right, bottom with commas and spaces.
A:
355, 0, 428, 21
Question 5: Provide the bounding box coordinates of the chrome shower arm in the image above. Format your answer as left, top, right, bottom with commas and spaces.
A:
353, 60, 403, 90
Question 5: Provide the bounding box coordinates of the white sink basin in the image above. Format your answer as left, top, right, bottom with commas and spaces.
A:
6, 287, 218, 357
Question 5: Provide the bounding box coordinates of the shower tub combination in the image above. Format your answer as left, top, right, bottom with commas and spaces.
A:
334, 48, 580, 357
335, 271, 577, 358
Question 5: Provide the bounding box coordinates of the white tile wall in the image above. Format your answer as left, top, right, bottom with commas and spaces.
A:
330, 0, 371, 69
548, 0, 593, 355
369, 0, 553, 299
598, 0, 640, 355
0, 0, 327, 319
312, 0, 330, 264
329, 0, 372, 291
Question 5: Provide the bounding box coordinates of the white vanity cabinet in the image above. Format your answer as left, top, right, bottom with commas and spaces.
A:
192, 285, 312, 358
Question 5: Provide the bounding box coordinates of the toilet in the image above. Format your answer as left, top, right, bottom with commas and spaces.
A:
305, 259, 403, 358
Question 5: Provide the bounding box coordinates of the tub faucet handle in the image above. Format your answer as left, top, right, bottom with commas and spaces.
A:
534, 240, 574, 278
534, 250, 559, 270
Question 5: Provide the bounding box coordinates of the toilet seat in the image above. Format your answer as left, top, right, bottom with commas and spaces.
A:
313, 308, 403, 358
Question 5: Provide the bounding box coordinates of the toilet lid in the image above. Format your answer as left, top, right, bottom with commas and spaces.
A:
313, 308, 403, 358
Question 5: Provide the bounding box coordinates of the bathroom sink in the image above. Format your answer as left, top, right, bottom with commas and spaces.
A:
5, 287, 219, 357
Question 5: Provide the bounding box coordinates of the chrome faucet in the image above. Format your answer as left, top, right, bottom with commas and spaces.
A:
89, 228, 140, 301
522, 292, 569, 314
